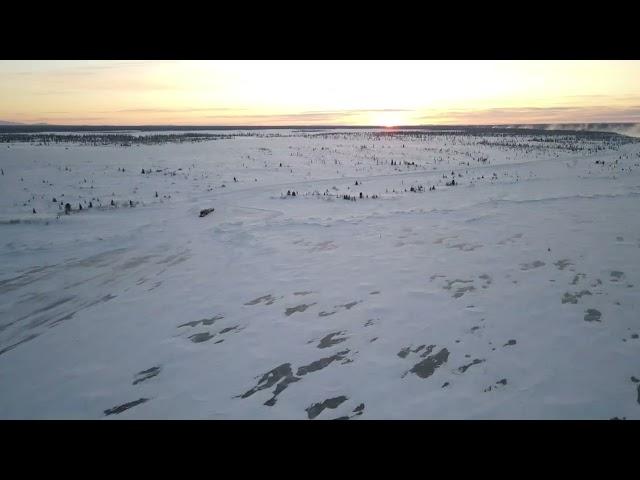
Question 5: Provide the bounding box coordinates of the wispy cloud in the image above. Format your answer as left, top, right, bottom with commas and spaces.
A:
203, 112, 356, 124
115, 107, 245, 113
420, 105, 640, 124
2, 61, 179, 93
201, 109, 415, 125
6, 61, 161, 77
31, 116, 109, 123
298, 109, 413, 114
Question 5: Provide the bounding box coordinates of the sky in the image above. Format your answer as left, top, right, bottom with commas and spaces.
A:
1, 60, 639, 126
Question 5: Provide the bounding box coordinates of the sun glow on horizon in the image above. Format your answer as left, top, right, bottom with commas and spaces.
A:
371, 111, 409, 128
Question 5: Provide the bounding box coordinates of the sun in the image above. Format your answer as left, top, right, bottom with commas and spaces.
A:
371, 111, 406, 128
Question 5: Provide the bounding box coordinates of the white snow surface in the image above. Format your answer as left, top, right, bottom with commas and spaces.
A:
1, 129, 640, 419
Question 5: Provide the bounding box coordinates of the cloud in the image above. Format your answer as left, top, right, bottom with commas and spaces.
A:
419, 105, 640, 124
115, 107, 245, 113
201, 109, 414, 125
7, 61, 158, 78
3, 62, 179, 93
31, 116, 109, 123
298, 109, 413, 114
203, 112, 355, 124
203, 111, 364, 125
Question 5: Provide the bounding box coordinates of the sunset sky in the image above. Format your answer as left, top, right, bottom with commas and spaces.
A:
1, 60, 639, 126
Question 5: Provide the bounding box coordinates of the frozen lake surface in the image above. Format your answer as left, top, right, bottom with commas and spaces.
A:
1, 127, 640, 419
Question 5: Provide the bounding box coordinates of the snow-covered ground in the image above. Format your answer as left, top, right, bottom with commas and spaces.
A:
1, 128, 640, 419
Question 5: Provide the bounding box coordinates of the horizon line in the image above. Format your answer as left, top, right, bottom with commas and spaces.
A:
2, 122, 639, 129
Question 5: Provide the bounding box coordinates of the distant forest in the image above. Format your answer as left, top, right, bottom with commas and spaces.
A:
0, 125, 636, 146
0, 123, 637, 134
